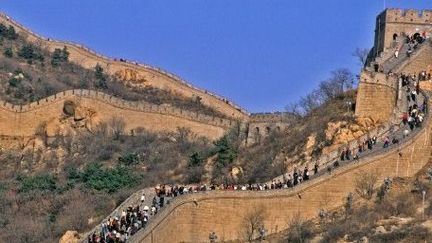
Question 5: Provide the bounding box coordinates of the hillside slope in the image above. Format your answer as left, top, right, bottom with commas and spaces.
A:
0, 13, 248, 119
0, 22, 228, 118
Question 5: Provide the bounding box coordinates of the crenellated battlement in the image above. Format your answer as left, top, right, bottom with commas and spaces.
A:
0, 89, 236, 128
249, 112, 293, 123
383, 8, 432, 24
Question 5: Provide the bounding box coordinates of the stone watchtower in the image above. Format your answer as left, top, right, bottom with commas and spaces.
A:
374, 8, 432, 55
356, 8, 432, 124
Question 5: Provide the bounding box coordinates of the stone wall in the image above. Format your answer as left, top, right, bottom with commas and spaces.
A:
245, 121, 290, 145
0, 12, 296, 142
131, 112, 432, 243
0, 13, 248, 120
395, 44, 432, 74
0, 89, 233, 140
355, 71, 397, 123
245, 112, 293, 145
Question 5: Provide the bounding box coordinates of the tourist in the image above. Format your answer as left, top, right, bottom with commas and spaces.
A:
383, 137, 390, 148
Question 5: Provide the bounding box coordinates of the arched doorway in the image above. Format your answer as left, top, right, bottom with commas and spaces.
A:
254, 127, 261, 143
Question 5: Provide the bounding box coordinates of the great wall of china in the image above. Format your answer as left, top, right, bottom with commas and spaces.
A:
0, 8, 432, 243
0, 13, 248, 120
85, 8, 432, 242
0, 89, 235, 139
0, 13, 298, 142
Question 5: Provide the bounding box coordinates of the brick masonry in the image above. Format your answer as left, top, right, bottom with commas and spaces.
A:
0, 89, 234, 140
355, 71, 397, 123
130, 114, 432, 242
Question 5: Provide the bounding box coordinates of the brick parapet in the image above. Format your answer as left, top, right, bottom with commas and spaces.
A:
0, 89, 235, 129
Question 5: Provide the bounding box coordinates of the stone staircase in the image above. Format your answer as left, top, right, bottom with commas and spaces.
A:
366, 36, 431, 75
379, 39, 430, 74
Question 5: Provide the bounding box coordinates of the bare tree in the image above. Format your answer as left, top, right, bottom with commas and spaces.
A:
329, 68, 355, 93
318, 68, 355, 100
285, 102, 303, 118
285, 67, 354, 118
352, 48, 370, 67
344, 192, 354, 217
176, 127, 192, 141
35, 122, 48, 145
285, 213, 314, 243
299, 90, 323, 114
108, 117, 126, 140
241, 206, 266, 242
354, 171, 378, 200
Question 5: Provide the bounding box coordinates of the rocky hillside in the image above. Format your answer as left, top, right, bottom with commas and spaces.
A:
224, 90, 377, 185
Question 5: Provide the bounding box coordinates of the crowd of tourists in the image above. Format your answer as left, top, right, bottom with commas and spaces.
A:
87, 73, 427, 243
399, 72, 432, 85
394, 32, 427, 59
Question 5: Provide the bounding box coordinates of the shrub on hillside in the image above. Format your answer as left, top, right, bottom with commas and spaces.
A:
188, 152, 204, 167
354, 171, 378, 200
3, 47, 13, 58
375, 191, 417, 218
8, 77, 19, 87
95, 64, 108, 89
80, 163, 140, 193
51, 46, 69, 66
0, 24, 18, 40
284, 216, 315, 243
369, 225, 431, 243
186, 152, 206, 183
18, 44, 44, 63
64, 164, 82, 180
118, 152, 139, 166
186, 166, 205, 183
17, 174, 57, 193
213, 135, 237, 168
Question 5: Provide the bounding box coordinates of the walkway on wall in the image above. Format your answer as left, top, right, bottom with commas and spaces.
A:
0, 89, 235, 129
83, 85, 428, 242
127, 101, 431, 242
82, 39, 432, 241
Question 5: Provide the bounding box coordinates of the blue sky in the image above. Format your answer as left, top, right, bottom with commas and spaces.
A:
1, 1, 431, 112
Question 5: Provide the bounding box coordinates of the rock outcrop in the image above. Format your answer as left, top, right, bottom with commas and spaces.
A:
323, 117, 378, 154
59, 230, 81, 243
